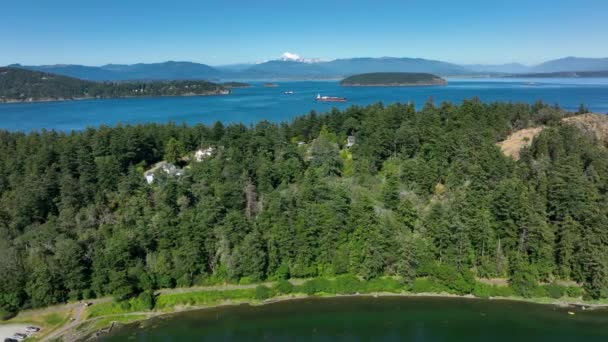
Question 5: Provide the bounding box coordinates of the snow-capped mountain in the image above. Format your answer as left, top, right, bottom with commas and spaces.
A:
279, 52, 322, 64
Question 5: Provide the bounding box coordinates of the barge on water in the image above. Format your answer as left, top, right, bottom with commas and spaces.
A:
316, 94, 347, 102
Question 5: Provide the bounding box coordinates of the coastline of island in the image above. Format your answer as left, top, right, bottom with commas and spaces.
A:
0, 91, 231, 104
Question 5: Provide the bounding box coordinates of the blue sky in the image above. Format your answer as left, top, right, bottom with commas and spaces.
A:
2, 0, 607, 66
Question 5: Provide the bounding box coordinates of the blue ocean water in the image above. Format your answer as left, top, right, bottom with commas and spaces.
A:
1, 78, 607, 131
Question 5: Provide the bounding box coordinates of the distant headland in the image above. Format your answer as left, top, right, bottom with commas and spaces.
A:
502, 70, 608, 78
340, 72, 447, 87
0, 67, 229, 103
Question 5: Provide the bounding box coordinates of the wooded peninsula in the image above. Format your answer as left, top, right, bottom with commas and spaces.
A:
340, 72, 447, 86
1, 99, 607, 325
0, 67, 229, 103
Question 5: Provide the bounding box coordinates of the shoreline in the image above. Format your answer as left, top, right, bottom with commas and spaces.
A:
0, 91, 230, 104
4, 286, 607, 341
75, 291, 608, 341
156, 291, 608, 313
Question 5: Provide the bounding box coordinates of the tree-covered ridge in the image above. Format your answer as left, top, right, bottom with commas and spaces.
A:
221, 82, 251, 88
1, 99, 607, 319
340, 72, 447, 86
0, 67, 228, 103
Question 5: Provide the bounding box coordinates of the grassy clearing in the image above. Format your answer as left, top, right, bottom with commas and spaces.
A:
5, 309, 71, 327
7, 311, 71, 328
155, 288, 258, 310
44, 313, 65, 326
86, 293, 153, 318
86, 301, 133, 318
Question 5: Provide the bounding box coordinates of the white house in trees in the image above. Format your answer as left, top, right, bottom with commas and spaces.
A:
346, 135, 356, 148
144, 161, 184, 184
194, 147, 215, 162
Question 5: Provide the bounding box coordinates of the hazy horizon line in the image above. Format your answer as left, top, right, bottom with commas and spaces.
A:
5, 55, 608, 69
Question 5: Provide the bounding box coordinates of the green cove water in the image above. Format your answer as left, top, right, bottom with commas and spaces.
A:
101, 297, 608, 341
1, 78, 608, 131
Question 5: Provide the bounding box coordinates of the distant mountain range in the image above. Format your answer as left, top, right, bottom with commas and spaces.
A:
468, 57, 608, 74
505, 70, 608, 78
6, 56, 608, 81
464, 63, 531, 74
10, 61, 223, 81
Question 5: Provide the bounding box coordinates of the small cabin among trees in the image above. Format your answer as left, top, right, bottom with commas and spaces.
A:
346, 135, 356, 148
144, 161, 184, 184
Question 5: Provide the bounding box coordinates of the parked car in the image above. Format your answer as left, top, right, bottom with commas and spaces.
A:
25, 326, 40, 332
4, 338, 19, 342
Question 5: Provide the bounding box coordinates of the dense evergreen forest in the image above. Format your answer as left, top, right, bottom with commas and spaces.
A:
1, 99, 607, 318
0, 67, 228, 103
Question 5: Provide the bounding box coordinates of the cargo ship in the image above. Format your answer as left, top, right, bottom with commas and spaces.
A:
316, 94, 347, 102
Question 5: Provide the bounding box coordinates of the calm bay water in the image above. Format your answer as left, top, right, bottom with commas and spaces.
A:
1, 78, 608, 131
102, 296, 608, 341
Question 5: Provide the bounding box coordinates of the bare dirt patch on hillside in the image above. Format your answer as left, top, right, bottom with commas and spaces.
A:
497, 127, 545, 160
498, 113, 608, 159
563, 113, 608, 146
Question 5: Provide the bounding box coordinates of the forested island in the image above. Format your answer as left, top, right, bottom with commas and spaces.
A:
0, 67, 229, 103
222, 82, 251, 88
340, 72, 447, 86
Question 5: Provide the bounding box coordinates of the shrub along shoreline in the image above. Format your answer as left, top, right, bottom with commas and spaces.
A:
85, 274, 599, 322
